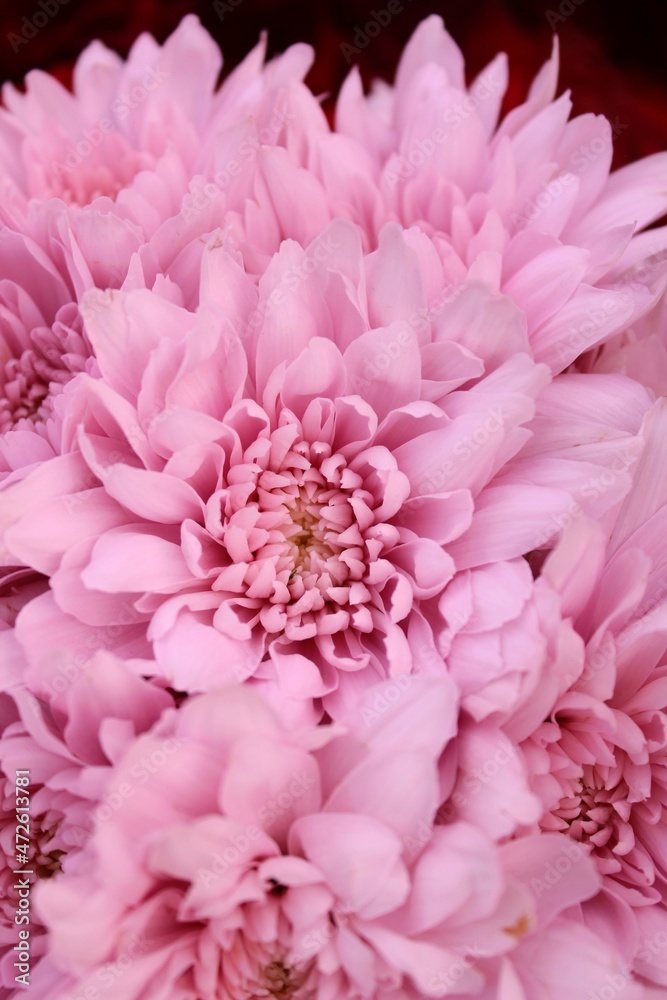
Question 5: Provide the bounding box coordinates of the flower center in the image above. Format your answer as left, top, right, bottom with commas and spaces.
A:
0, 313, 90, 434
259, 958, 308, 999
1, 807, 63, 926
288, 503, 332, 574
0, 349, 50, 432
220, 936, 313, 1000
209, 411, 408, 643
551, 768, 626, 851
33, 817, 66, 880
241, 958, 313, 1000
223, 436, 366, 634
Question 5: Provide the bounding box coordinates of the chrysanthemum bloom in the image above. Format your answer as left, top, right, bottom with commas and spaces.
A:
0, 221, 99, 478
436, 365, 653, 725
1, 13, 665, 496
30, 675, 632, 1000
0, 17, 219, 288
296, 17, 667, 375
0, 17, 312, 257
0, 15, 323, 486
0, 10, 335, 354
0, 642, 172, 994
151, 23, 667, 386
519, 401, 667, 988
58, 14, 667, 371
0, 222, 651, 720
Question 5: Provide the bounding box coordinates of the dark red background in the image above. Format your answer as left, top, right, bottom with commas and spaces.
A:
1, 0, 667, 168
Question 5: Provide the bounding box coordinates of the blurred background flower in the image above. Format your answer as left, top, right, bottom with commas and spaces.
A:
2, 0, 667, 166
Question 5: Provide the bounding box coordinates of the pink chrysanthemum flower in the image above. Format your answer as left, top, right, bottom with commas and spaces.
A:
0, 223, 98, 477
256, 16, 667, 375
82, 15, 667, 374
0, 639, 172, 993
520, 402, 667, 987
0, 14, 666, 1000
0, 13, 665, 494
0, 223, 651, 721
0, 17, 306, 230
0, 14, 323, 304
0, 17, 320, 482
30, 676, 633, 1000
0, 16, 222, 297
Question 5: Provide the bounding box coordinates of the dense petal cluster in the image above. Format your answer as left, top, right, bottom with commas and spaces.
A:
0, 227, 653, 730
29, 678, 633, 1000
516, 403, 667, 986
1, 13, 667, 1000
0, 632, 172, 993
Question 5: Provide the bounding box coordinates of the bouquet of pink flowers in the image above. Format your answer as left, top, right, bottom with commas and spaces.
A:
2, 14, 667, 1000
